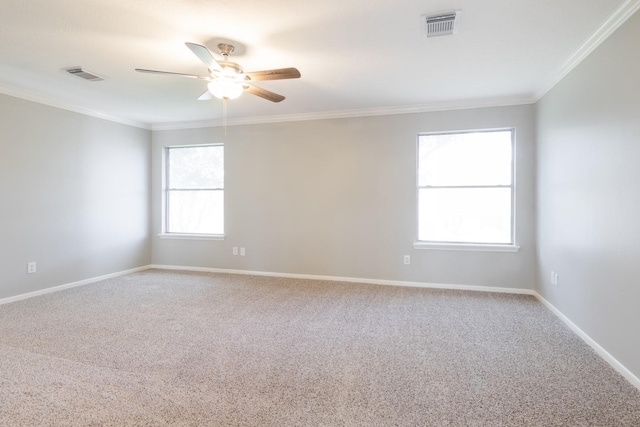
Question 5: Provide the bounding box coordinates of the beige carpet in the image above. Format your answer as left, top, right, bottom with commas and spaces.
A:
1, 269, 639, 426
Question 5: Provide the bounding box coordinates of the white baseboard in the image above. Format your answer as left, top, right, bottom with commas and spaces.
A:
534, 292, 640, 391
4, 263, 637, 392
0, 265, 152, 306
149, 264, 535, 295
151, 264, 639, 391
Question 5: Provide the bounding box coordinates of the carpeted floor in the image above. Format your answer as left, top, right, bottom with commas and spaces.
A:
0, 269, 639, 426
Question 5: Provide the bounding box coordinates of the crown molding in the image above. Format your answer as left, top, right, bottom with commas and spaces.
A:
150, 96, 535, 131
2, 3, 636, 131
0, 78, 532, 132
0, 83, 151, 130
534, 0, 640, 101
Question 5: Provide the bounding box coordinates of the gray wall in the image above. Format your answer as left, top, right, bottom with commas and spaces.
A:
536, 12, 640, 377
152, 105, 536, 289
0, 94, 152, 299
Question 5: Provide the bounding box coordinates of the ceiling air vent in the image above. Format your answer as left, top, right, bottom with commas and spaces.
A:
65, 67, 104, 82
423, 11, 460, 38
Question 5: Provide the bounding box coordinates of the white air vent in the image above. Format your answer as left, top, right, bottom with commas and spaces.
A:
423, 11, 460, 38
66, 68, 104, 81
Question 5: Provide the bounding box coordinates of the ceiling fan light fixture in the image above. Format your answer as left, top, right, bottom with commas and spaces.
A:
207, 78, 243, 100
136, 42, 300, 103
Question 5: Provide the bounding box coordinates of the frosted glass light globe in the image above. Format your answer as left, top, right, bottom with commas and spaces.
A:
208, 78, 243, 100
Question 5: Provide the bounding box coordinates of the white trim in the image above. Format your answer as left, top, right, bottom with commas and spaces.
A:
2, 263, 637, 392
534, 0, 640, 101
1, 3, 637, 131
413, 242, 520, 252
0, 84, 150, 130
534, 292, 640, 392
0, 265, 151, 306
149, 264, 534, 295
150, 96, 534, 130
157, 233, 225, 241
415, 128, 517, 253
150, 264, 639, 391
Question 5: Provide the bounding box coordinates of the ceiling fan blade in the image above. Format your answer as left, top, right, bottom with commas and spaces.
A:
244, 67, 301, 81
135, 69, 210, 80
185, 42, 222, 71
197, 90, 214, 101
243, 84, 285, 102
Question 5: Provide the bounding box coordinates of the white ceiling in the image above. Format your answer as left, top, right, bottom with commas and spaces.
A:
0, 0, 635, 129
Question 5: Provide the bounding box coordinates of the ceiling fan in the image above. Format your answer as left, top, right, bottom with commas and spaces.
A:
136, 42, 301, 102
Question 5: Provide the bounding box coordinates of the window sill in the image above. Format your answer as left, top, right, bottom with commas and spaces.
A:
158, 233, 225, 241
413, 242, 520, 252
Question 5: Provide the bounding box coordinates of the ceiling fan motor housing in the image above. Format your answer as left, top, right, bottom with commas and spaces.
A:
216, 61, 243, 76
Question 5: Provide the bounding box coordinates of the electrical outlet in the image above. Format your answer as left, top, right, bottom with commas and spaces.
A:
554, 272, 559, 286
404, 255, 410, 265
233, 247, 238, 256
27, 262, 37, 274
240, 247, 246, 256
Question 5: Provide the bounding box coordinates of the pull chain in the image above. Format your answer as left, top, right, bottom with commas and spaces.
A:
222, 98, 228, 138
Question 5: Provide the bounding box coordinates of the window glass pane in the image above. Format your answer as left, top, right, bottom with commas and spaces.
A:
418, 188, 512, 244
168, 190, 224, 234
418, 131, 512, 186
169, 145, 223, 189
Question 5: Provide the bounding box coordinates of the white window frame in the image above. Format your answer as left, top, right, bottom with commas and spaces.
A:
158, 143, 225, 241
413, 128, 519, 252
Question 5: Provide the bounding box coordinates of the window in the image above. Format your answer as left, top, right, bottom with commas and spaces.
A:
164, 144, 224, 236
416, 129, 516, 250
